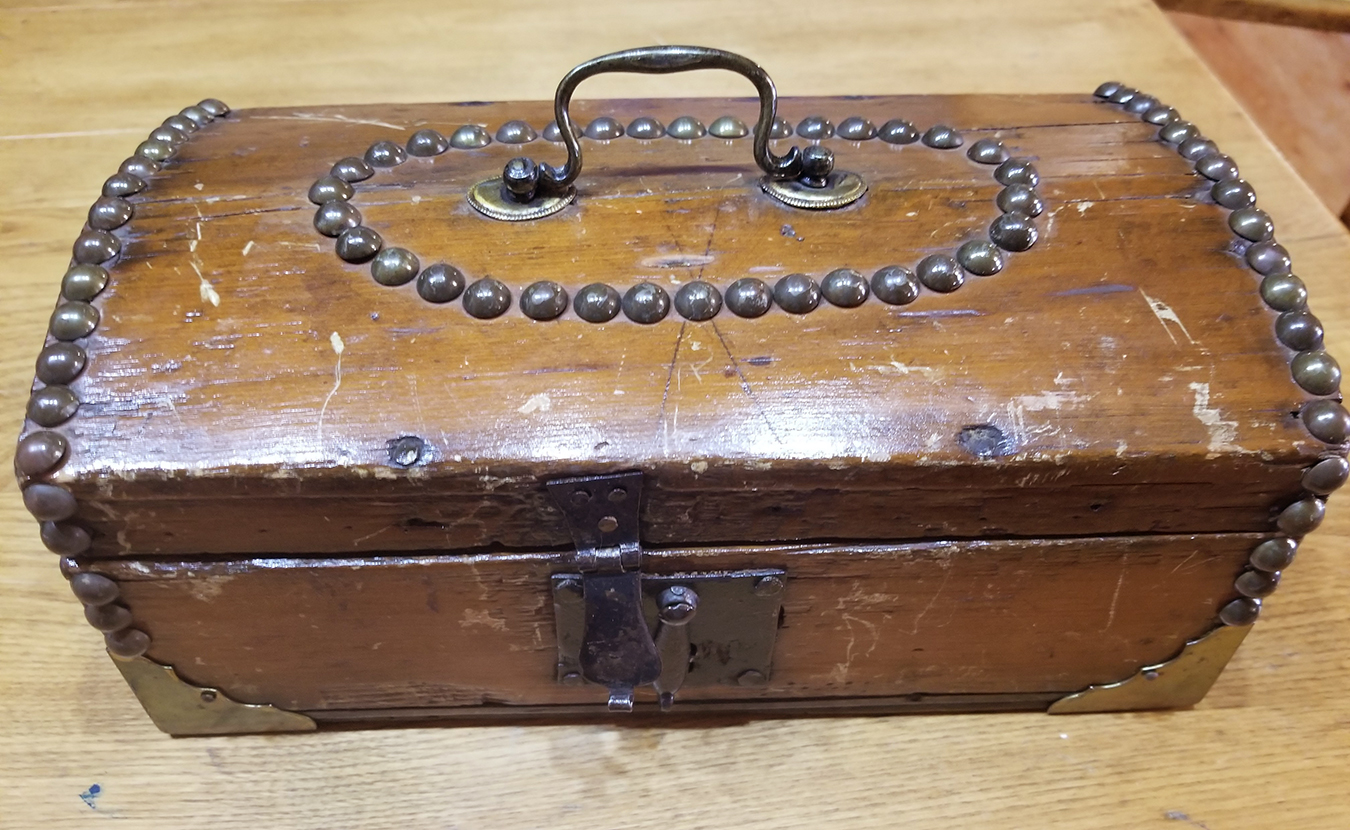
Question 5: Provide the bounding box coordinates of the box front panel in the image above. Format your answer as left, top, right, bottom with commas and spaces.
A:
81, 533, 1258, 716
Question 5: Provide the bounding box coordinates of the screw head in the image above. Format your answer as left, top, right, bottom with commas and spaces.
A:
200, 690, 218, 703
658, 585, 699, 624
387, 435, 425, 468
556, 578, 583, 597
753, 575, 784, 597
560, 670, 583, 686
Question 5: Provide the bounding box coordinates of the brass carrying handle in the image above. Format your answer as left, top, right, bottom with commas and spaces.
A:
501, 45, 827, 204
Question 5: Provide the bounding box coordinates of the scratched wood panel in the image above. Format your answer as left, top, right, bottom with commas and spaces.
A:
57, 459, 1301, 556
27, 96, 1323, 557
82, 533, 1255, 711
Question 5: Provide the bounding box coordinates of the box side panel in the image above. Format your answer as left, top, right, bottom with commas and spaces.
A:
80, 533, 1258, 713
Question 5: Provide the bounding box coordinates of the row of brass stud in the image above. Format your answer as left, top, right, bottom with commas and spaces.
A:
17, 98, 229, 658
368, 115, 986, 152
311, 123, 1043, 314
1096, 81, 1348, 628
328, 119, 997, 172
63, 564, 148, 659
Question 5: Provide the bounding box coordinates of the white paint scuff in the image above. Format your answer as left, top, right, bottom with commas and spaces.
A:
1189, 382, 1240, 455
318, 332, 345, 445
517, 393, 552, 414
187, 216, 220, 306
1139, 290, 1195, 345
459, 609, 507, 631
252, 112, 408, 130
870, 360, 938, 378
1103, 567, 1125, 631
189, 260, 220, 307
1016, 390, 1090, 412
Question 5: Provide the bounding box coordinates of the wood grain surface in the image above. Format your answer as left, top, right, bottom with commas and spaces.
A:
2, 1, 1349, 828
82, 534, 1258, 710
40, 96, 1322, 557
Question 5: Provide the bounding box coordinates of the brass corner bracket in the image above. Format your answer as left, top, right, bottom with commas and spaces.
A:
111, 653, 316, 736
1048, 624, 1252, 714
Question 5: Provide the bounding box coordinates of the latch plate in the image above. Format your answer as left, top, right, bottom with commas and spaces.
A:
553, 569, 786, 694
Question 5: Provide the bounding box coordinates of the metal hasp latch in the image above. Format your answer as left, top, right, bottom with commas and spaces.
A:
547, 471, 785, 712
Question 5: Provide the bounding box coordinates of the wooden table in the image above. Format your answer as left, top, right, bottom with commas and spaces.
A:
1158, 0, 1350, 31
2, 1, 1347, 827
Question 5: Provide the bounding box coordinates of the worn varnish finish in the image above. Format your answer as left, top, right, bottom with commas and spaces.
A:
79, 533, 1256, 712
45, 95, 1319, 557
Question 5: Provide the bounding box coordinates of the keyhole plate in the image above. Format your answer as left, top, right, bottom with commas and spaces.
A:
552, 568, 785, 695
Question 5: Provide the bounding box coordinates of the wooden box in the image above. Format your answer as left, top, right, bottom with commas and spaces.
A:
15, 48, 1347, 734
